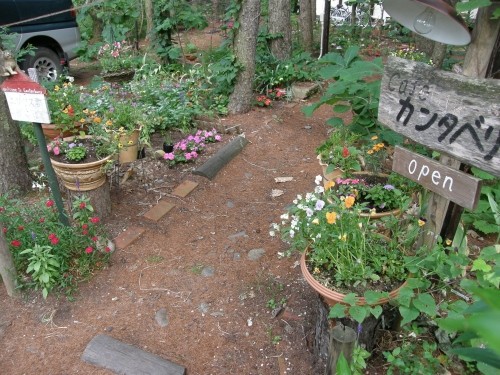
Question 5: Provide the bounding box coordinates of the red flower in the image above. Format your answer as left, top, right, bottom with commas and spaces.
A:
342, 146, 350, 158
0, 207, 4, 212
39, 217, 45, 223
82, 230, 88, 235
48, 233, 59, 245
91, 236, 98, 242
104, 246, 111, 253
79, 202, 86, 209
18, 225, 24, 231
11, 240, 21, 247
85, 246, 93, 254
90, 217, 100, 224
46, 200, 54, 207
82, 224, 88, 229
2, 227, 7, 234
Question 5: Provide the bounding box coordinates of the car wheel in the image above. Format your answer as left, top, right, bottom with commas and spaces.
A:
22, 47, 62, 82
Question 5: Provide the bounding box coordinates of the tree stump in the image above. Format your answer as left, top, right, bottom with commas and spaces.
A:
314, 295, 400, 360
65, 182, 111, 220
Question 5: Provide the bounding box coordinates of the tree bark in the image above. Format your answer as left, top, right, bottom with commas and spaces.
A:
144, 0, 154, 41
463, 4, 500, 78
431, 42, 447, 68
0, 232, 17, 297
299, 0, 313, 53
0, 71, 33, 196
268, 0, 292, 60
227, 0, 261, 115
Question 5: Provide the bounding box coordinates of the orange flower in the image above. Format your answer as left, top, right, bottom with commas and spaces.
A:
344, 196, 355, 208
324, 180, 335, 190
326, 212, 337, 224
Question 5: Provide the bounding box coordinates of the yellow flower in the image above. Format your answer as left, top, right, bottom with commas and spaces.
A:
313, 267, 320, 275
105, 120, 113, 126
339, 234, 347, 241
62, 108, 68, 114
326, 212, 337, 224
127, 140, 133, 145
418, 219, 426, 227
119, 127, 124, 132
90, 110, 96, 115
344, 196, 355, 208
54, 85, 60, 91
371, 135, 378, 140
118, 143, 123, 149
312, 218, 319, 225
93, 117, 102, 123
324, 180, 335, 191
367, 150, 374, 155
63, 82, 68, 87
445, 239, 452, 246
83, 108, 89, 114
79, 118, 85, 123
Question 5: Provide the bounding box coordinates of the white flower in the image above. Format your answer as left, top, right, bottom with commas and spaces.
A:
315, 175, 323, 185
306, 208, 313, 217
269, 230, 276, 237
314, 185, 324, 194
315, 200, 325, 211
280, 213, 289, 220
409, 331, 417, 338
289, 229, 295, 238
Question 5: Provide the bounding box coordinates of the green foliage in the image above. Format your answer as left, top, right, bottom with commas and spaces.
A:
65, 144, 87, 162
303, 46, 397, 141
462, 168, 500, 241
20, 244, 62, 299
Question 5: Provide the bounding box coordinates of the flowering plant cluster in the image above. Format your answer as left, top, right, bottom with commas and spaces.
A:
0, 194, 111, 298
44, 77, 103, 134
254, 88, 287, 107
359, 135, 389, 173
98, 40, 142, 74
46, 134, 115, 163
316, 130, 362, 175
271, 175, 421, 293
163, 128, 222, 165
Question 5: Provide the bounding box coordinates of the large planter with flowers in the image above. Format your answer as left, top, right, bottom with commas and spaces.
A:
49, 136, 113, 191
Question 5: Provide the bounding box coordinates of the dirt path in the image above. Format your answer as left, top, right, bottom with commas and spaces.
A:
0, 91, 338, 374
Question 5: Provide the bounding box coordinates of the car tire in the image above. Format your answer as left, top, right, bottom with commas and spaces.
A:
21, 47, 62, 82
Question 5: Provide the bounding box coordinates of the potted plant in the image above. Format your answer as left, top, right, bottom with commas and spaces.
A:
46, 131, 116, 191
162, 132, 174, 153
272, 174, 422, 322
316, 130, 362, 180
43, 76, 97, 138
98, 40, 142, 82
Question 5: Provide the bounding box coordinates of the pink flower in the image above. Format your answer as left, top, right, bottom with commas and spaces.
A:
92, 236, 98, 242
185, 152, 192, 160
190, 151, 198, 159
11, 240, 21, 247
46, 200, 54, 207
215, 135, 222, 141
111, 50, 119, 58
90, 217, 100, 224
163, 153, 175, 161
104, 246, 111, 253
53, 146, 60, 155
85, 246, 93, 254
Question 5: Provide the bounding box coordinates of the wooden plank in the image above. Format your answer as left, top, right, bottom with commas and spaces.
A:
392, 146, 482, 210
193, 135, 249, 180
81, 334, 186, 375
379, 56, 500, 177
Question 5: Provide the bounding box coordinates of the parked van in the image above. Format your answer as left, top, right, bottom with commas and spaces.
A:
0, 0, 81, 81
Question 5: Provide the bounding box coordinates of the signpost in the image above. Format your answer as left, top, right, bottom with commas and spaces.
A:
0, 69, 69, 226
379, 56, 500, 246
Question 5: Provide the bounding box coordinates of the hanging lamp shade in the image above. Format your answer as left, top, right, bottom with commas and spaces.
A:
383, 0, 471, 45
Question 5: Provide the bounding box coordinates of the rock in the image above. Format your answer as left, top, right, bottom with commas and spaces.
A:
155, 308, 169, 327
226, 200, 234, 208
201, 266, 215, 277
248, 248, 265, 261
199, 303, 209, 315
291, 82, 319, 100
228, 231, 248, 241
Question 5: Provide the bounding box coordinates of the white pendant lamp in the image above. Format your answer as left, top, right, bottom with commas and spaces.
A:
383, 0, 471, 45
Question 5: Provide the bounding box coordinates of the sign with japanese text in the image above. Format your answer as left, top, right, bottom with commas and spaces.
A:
392, 146, 481, 210
0, 70, 51, 124
379, 56, 500, 177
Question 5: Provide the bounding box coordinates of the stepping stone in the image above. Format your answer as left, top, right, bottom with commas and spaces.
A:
81, 334, 185, 375
114, 226, 146, 249
143, 201, 176, 221
172, 180, 198, 197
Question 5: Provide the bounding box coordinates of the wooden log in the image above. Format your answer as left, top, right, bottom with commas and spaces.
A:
81, 334, 186, 375
326, 325, 356, 375
66, 182, 111, 220
0, 232, 17, 297
193, 135, 249, 180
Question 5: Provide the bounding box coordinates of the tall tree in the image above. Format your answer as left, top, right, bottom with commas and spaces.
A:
144, 0, 154, 41
0, 232, 17, 297
299, 0, 313, 53
268, 0, 292, 60
0, 55, 32, 195
227, 0, 261, 114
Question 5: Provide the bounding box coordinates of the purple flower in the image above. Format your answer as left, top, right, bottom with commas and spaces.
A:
315, 200, 325, 211
68, 142, 76, 148
384, 184, 395, 190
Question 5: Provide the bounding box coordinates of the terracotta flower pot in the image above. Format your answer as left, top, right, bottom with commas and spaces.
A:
300, 249, 407, 307
41, 124, 72, 140
50, 135, 112, 191
118, 129, 140, 164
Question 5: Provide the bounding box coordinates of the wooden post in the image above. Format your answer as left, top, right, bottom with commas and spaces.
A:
326, 325, 356, 374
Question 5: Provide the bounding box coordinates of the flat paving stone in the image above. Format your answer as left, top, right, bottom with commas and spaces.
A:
114, 226, 146, 249
143, 201, 176, 222
172, 180, 198, 198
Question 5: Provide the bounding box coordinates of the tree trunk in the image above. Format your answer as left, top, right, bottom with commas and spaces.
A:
414, 34, 434, 56
463, 5, 500, 78
268, 0, 292, 60
299, 0, 313, 53
227, 0, 261, 115
144, 0, 154, 41
0, 232, 17, 297
431, 42, 447, 68
0, 74, 32, 196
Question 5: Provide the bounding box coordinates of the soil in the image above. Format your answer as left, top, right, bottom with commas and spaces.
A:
0, 26, 341, 373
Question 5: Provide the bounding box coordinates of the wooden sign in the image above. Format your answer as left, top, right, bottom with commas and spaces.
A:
0, 69, 51, 124
392, 146, 481, 210
379, 56, 500, 177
